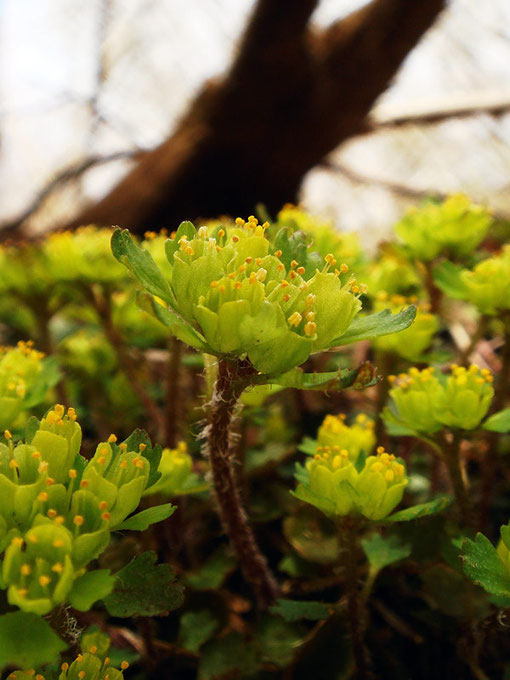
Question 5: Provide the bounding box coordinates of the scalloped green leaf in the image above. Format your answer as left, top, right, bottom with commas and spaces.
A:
332, 306, 417, 346
385, 495, 453, 522
117, 503, 176, 531
0, 612, 67, 670
104, 551, 184, 617
462, 533, 510, 597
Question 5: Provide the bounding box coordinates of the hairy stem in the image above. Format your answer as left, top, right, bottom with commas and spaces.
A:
340, 517, 369, 680
205, 358, 279, 608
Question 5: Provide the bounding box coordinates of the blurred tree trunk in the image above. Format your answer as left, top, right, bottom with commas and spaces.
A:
68, 0, 445, 233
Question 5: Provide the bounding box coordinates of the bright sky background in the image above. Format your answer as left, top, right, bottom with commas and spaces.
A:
1, 0, 510, 245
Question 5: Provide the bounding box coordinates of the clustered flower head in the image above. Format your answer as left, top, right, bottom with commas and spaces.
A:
371, 293, 439, 360
294, 443, 408, 521
363, 249, 421, 297
456, 246, 510, 315
387, 364, 494, 433
0, 341, 46, 430
0, 405, 159, 614
276, 204, 364, 270
396, 194, 493, 261
316, 413, 375, 463
114, 216, 367, 374
41, 226, 126, 284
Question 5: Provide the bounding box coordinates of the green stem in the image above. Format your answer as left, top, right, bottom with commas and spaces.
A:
29, 295, 69, 406
339, 517, 369, 680
494, 315, 510, 413
86, 284, 165, 440
205, 358, 279, 609
440, 431, 473, 526
164, 336, 182, 448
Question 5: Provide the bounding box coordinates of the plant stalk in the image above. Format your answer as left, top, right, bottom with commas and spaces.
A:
494, 315, 510, 413
86, 284, 165, 439
205, 358, 279, 609
340, 517, 369, 680
441, 432, 473, 527
165, 336, 182, 447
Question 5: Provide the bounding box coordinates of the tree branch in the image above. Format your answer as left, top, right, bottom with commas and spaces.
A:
0, 151, 140, 238
15, 0, 446, 235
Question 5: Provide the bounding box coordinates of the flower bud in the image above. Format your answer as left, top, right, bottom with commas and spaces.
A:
396, 194, 492, 261
355, 449, 408, 520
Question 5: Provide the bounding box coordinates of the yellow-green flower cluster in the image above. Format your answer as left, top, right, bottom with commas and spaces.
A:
316, 413, 375, 463
276, 204, 363, 270
0, 405, 158, 614
0, 342, 46, 430
294, 446, 407, 520
371, 293, 439, 360
387, 364, 494, 433
396, 194, 492, 261
364, 249, 421, 297
115, 216, 365, 374
0, 243, 51, 297
458, 246, 510, 315
42, 226, 126, 284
